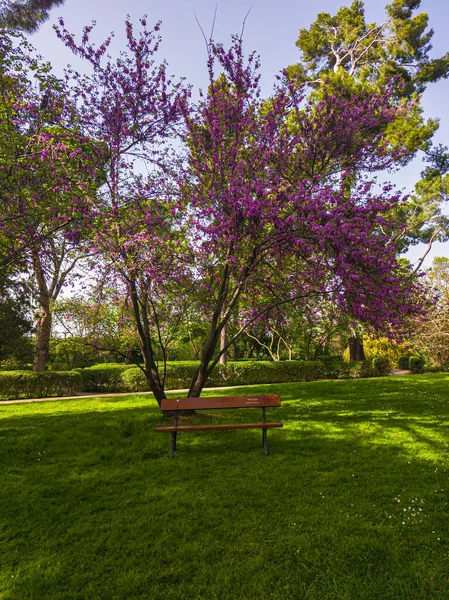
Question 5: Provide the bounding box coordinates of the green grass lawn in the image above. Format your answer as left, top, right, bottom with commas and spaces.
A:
1, 374, 449, 599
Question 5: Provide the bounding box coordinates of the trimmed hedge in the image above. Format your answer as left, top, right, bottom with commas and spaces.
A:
88, 360, 327, 393
317, 356, 345, 379
215, 360, 326, 386
0, 370, 82, 400
81, 358, 393, 393
122, 363, 200, 391
409, 356, 425, 374
0, 355, 396, 400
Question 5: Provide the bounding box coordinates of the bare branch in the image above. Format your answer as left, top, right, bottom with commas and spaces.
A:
412, 228, 442, 276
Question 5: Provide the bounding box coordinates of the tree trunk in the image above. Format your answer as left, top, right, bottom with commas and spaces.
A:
219, 323, 227, 365
142, 361, 166, 405
128, 278, 167, 406
188, 326, 221, 398
349, 336, 365, 361
33, 298, 52, 371
32, 250, 52, 371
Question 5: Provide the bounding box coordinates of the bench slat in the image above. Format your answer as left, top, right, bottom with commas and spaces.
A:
156, 422, 283, 432
161, 394, 280, 411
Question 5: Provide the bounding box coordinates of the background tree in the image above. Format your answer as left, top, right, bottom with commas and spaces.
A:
400, 145, 449, 273
287, 0, 449, 227
0, 257, 33, 366
288, 0, 449, 101
0, 31, 105, 370
413, 257, 449, 367
53, 290, 142, 368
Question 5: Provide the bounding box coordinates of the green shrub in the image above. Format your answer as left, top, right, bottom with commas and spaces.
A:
0, 370, 82, 400
80, 363, 136, 392
331, 362, 349, 379
372, 357, 390, 376
397, 355, 411, 370
120, 367, 149, 392
348, 361, 377, 379
336, 363, 351, 379
409, 356, 424, 374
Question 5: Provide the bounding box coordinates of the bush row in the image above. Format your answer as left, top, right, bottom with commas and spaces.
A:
0, 371, 82, 400
80, 360, 327, 393
80, 357, 393, 393
0, 355, 408, 400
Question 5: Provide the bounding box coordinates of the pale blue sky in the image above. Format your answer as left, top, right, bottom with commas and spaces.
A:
27, 0, 449, 265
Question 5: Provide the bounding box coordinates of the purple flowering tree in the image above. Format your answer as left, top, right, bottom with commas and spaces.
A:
55, 17, 190, 401
179, 38, 425, 398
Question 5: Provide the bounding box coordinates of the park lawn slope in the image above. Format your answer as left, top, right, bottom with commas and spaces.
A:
1, 374, 449, 599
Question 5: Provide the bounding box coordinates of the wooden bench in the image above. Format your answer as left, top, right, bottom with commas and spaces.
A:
156, 394, 283, 458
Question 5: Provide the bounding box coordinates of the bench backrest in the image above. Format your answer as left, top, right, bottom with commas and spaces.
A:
161, 394, 280, 411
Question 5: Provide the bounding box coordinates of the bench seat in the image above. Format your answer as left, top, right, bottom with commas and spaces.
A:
156, 422, 283, 432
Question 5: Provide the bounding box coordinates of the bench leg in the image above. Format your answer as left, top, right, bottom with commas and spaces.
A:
169, 413, 179, 459
170, 432, 177, 459
261, 407, 269, 455
263, 428, 268, 456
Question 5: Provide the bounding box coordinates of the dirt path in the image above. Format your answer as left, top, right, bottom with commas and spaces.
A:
0, 386, 244, 406
390, 369, 411, 376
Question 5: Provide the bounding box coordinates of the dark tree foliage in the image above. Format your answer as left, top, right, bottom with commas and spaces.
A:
400, 144, 449, 263
0, 0, 64, 33
0, 259, 32, 364
0, 297, 33, 363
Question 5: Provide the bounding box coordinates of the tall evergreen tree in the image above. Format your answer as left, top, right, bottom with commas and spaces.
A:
287, 0, 449, 158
